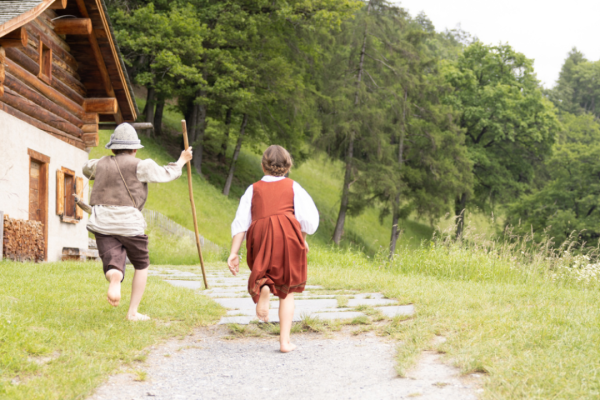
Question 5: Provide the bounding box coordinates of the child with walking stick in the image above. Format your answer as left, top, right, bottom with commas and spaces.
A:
228, 145, 319, 352
82, 123, 193, 320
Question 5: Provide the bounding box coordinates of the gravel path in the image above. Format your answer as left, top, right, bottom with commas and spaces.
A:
88, 267, 480, 400
89, 327, 479, 400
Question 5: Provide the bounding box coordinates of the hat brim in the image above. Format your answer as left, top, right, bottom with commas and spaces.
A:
105, 144, 144, 150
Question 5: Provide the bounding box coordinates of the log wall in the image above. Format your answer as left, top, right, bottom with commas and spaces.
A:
0, 9, 101, 150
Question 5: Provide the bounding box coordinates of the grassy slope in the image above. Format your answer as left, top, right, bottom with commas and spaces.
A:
0, 261, 223, 400
90, 132, 433, 257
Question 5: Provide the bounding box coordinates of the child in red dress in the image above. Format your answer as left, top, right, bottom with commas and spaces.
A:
228, 145, 319, 353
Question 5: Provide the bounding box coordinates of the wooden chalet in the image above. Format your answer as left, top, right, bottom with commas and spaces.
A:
0, 0, 138, 261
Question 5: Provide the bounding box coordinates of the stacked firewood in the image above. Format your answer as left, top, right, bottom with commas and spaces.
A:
2, 214, 44, 262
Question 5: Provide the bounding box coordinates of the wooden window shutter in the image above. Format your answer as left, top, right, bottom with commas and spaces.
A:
75, 177, 84, 220
56, 169, 64, 216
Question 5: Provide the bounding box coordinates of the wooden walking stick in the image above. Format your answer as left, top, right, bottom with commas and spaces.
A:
181, 120, 209, 289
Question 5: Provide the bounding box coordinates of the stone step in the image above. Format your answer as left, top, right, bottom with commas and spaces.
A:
218, 310, 368, 325
162, 277, 414, 326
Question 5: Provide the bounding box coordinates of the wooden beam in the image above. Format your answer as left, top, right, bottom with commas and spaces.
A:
49, 0, 68, 10
4, 57, 84, 119
2, 87, 82, 137
81, 124, 98, 133
99, 122, 153, 131
53, 19, 92, 35
82, 113, 99, 124
82, 132, 99, 147
84, 98, 117, 114
4, 73, 83, 127
0, 28, 28, 48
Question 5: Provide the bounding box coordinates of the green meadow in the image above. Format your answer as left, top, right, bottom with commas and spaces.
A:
2, 124, 599, 399
0, 261, 223, 400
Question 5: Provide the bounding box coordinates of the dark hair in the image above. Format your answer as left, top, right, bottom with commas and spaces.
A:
112, 149, 136, 155
261, 145, 293, 177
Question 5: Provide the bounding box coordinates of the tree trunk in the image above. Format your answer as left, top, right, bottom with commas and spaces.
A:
332, 135, 354, 244
142, 87, 155, 137
145, 87, 155, 122
185, 97, 198, 144
332, 0, 372, 245
455, 192, 467, 239
154, 98, 165, 137
223, 114, 248, 196
218, 108, 232, 164
389, 90, 407, 259
389, 192, 401, 257
192, 90, 207, 176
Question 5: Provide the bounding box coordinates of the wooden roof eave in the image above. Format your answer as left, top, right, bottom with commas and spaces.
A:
0, 1, 54, 39
73, 0, 137, 122
0, 0, 138, 122
93, 0, 138, 121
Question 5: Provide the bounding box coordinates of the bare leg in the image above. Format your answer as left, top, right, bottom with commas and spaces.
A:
256, 285, 271, 322
279, 293, 296, 353
127, 268, 150, 321
105, 269, 123, 307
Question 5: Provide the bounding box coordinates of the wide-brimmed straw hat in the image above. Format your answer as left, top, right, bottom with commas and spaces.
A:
105, 123, 144, 150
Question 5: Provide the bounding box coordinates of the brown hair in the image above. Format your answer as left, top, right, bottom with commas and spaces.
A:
112, 149, 136, 155
261, 145, 293, 177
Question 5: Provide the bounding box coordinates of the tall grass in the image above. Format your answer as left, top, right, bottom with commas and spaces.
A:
304, 225, 600, 399
308, 221, 600, 290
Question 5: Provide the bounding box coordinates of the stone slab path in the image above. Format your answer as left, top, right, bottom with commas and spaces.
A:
162, 268, 414, 324
87, 267, 480, 400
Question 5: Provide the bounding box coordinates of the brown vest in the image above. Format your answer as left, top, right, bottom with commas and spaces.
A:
89, 155, 148, 211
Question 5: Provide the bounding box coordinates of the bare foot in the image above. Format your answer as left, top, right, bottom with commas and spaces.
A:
127, 312, 151, 321
256, 285, 271, 322
280, 342, 297, 353
106, 272, 122, 307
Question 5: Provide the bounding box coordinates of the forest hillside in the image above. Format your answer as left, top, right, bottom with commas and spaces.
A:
106, 0, 600, 256
91, 125, 435, 259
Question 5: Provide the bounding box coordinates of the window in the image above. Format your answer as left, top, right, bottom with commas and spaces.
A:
56, 167, 83, 223
38, 41, 52, 84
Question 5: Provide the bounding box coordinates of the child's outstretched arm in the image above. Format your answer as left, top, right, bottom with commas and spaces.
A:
136, 147, 193, 183
228, 232, 245, 276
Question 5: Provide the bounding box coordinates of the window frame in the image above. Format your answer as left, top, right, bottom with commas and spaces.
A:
56, 167, 83, 224
38, 40, 52, 84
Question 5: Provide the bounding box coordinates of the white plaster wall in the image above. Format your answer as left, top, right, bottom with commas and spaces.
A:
0, 110, 90, 262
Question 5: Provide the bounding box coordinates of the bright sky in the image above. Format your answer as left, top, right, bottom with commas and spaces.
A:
395, 0, 600, 88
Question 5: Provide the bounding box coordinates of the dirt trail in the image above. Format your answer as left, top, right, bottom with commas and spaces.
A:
88, 268, 480, 400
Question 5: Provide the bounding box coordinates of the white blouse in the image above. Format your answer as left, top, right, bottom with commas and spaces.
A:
231, 176, 319, 237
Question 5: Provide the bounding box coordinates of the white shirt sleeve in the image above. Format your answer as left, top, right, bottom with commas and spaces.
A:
231, 185, 253, 237
136, 159, 183, 183
293, 181, 319, 235
82, 159, 99, 179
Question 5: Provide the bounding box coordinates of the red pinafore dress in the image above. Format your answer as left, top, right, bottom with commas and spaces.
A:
246, 178, 307, 303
